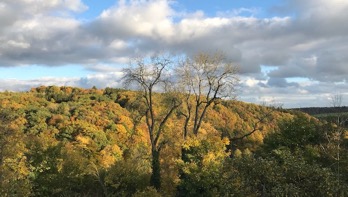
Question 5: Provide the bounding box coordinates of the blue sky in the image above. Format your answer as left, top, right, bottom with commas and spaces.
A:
1, 0, 348, 107
78, 0, 116, 20
0, 65, 92, 79
174, 0, 285, 17
78, 0, 284, 19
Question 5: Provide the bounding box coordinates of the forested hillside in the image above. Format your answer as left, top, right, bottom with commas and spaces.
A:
295, 107, 348, 115
0, 86, 347, 196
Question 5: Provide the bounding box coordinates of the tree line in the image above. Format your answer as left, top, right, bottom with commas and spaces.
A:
0, 52, 347, 196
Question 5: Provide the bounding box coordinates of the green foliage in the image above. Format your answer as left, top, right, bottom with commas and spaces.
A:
0, 86, 347, 196
225, 152, 340, 196
257, 114, 348, 196
0, 108, 32, 196
105, 159, 151, 196
132, 187, 162, 197
177, 136, 229, 196
263, 114, 325, 151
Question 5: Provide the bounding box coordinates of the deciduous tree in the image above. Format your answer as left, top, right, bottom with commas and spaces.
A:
177, 52, 239, 138
123, 55, 181, 190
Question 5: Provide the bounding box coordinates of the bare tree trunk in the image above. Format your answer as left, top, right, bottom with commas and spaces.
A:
123, 55, 180, 191
150, 148, 161, 190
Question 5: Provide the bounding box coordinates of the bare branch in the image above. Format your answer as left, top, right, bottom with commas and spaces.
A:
231, 108, 273, 141
330, 93, 343, 108
122, 54, 180, 189
176, 51, 239, 137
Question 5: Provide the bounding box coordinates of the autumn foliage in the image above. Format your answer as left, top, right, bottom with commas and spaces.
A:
0, 86, 347, 196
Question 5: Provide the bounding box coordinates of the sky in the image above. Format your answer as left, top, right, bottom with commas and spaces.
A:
1, 0, 348, 108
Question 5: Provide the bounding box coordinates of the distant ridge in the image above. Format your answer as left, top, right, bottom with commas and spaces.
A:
293, 106, 348, 115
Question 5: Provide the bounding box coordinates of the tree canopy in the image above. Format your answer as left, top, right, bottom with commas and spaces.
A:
0, 84, 347, 196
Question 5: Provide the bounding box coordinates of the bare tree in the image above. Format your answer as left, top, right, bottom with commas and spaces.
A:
329, 93, 348, 127
328, 93, 345, 193
330, 93, 343, 108
174, 52, 239, 192
177, 52, 239, 138
123, 55, 181, 190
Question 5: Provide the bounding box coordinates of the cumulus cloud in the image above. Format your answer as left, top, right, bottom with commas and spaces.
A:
240, 77, 348, 108
0, 72, 124, 92
267, 77, 298, 88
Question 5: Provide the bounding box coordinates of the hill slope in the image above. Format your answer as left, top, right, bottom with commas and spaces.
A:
0, 86, 346, 196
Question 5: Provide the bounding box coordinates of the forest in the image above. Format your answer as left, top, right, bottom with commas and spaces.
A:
1, 53, 348, 196
0, 86, 347, 196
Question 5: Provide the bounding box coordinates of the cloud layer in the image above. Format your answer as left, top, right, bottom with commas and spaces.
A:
1, 0, 348, 107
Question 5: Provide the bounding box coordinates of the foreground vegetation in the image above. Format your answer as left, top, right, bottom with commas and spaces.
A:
0, 86, 347, 196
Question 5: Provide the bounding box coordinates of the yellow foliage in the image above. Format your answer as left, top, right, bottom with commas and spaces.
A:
119, 115, 133, 128
0, 86, 306, 196
99, 145, 122, 168
182, 137, 200, 149
115, 124, 127, 134
76, 135, 91, 145
202, 152, 216, 165
234, 149, 242, 158
221, 137, 230, 145
100, 153, 115, 168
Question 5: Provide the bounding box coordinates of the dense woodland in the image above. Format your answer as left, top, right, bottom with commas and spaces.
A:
0, 86, 347, 196
296, 107, 348, 115
1, 53, 348, 196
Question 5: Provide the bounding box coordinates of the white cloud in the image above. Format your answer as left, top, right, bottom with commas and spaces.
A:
245, 78, 259, 87
0, 72, 124, 92
97, 0, 174, 38
6, 40, 31, 49
109, 39, 128, 50
217, 7, 260, 18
